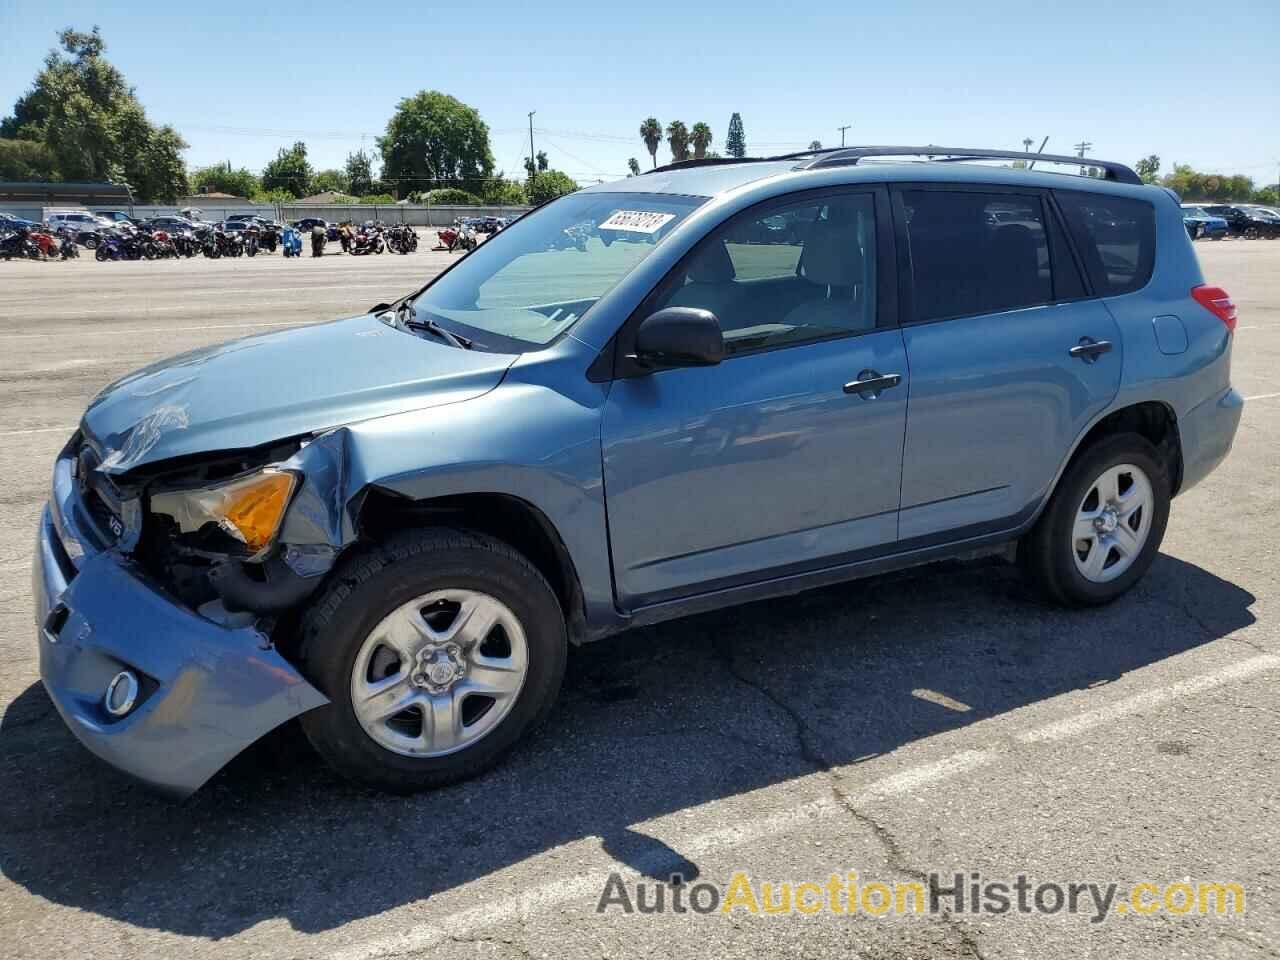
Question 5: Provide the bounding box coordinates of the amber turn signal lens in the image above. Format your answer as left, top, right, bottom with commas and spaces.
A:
218, 471, 297, 553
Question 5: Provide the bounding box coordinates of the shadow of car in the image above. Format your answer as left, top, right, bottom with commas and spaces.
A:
0, 552, 1255, 937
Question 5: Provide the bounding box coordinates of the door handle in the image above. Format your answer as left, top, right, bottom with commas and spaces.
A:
843, 371, 902, 398
1068, 338, 1113, 362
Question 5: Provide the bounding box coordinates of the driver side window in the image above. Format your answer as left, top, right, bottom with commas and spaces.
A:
648, 191, 878, 355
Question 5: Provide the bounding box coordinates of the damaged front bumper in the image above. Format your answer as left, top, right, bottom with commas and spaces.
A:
33, 486, 328, 798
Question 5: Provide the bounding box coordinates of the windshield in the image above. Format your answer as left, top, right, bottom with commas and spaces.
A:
413, 191, 705, 350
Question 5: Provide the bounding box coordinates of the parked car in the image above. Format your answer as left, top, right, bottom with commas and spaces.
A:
0, 213, 38, 233
34, 146, 1243, 798
95, 211, 137, 226
1199, 204, 1280, 239
292, 217, 340, 241
140, 215, 199, 233
45, 210, 111, 233
1180, 205, 1228, 240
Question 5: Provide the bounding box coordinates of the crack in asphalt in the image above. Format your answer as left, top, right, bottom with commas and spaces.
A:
712, 637, 988, 960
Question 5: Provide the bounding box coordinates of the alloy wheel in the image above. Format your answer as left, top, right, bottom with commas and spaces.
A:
350, 589, 528, 757
1072, 463, 1154, 583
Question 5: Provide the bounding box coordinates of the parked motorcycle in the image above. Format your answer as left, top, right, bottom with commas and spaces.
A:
1, 228, 42, 260
54, 227, 81, 259
173, 230, 199, 258
386, 224, 418, 254
282, 226, 302, 258
258, 224, 280, 253
437, 220, 476, 252
243, 224, 260, 258
311, 224, 327, 257
95, 234, 139, 261
349, 224, 385, 256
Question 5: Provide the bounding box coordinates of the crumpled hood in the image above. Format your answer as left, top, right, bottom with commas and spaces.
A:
83, 313, 517, 474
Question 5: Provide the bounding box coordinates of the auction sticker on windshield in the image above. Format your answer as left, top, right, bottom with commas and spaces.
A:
600, 210, 677, 234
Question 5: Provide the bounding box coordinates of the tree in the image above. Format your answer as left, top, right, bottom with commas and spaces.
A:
261, 141, 312, 198
1, 26, 188, 202
481, 178, 528, 205
809, 140, 823, 151
690, 122, 713, 160
379, 90, 494, 199
414, 187, 482, 204
344, 149, 375, 196
312, 169, 349, 194
1160, 163, 1257, 201
523, 150, 549, 180
190, 162, 260, 199
665, 121, 690, 163
639, 118, 662, 168
725, 113, 746, 158
1135, 154, 1160, 185
527, 170, 578, 205
0, 138, 59, 180
627, 157, 641, 177
125, 123, 188, 203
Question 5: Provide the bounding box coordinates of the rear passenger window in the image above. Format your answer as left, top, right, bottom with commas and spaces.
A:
1055, 192, 1155, 296
902, 191, 1054, 322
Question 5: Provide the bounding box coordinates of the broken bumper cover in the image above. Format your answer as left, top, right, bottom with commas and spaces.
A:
33, 505, 328, 798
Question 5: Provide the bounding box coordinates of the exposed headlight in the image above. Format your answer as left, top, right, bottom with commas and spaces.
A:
150, 468, 298, 557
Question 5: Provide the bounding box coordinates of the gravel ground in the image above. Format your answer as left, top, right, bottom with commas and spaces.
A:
0, 240, 1277, 959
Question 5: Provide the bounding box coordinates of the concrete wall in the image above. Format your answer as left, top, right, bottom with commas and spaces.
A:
78, 202, 529, 226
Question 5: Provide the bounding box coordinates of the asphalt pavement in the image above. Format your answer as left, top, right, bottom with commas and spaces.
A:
0, 240, 1277, 959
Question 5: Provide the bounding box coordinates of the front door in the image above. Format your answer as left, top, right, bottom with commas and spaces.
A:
601, 187, 910, 608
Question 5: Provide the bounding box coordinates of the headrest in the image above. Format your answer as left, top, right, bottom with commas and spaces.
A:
802, 221, 865, 286
687, 239, 736, 283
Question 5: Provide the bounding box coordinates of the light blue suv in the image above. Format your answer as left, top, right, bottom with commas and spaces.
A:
34, 146, 1243, 796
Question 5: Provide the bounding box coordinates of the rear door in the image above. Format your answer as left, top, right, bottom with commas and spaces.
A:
893, 184, 1122, 541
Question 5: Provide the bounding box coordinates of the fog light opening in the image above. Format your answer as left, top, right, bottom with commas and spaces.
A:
103, 671, 139, 717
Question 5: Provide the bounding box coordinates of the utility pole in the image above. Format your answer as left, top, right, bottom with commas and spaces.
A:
528, 111, 537, 185
837, 124, 851, 147
1075, 140, 1093, 177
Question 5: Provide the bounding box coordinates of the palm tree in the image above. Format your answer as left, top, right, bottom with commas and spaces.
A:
639, 118, 663, 168
666, 120, 690, 163
690, 122, 713, 159
627, 157, 641, 177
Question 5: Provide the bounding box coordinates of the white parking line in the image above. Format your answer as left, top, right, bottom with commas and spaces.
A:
1244, 392, 1280, 402
328, 652, 1280, 960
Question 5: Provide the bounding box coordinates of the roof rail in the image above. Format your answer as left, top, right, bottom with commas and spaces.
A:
646, 156, 783, 174
646, 145, 1142, 185
791, 145, 1143, 185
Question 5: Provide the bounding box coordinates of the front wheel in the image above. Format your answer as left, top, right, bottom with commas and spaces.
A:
1020, 434, 1170, 606
299, 528, 567, 793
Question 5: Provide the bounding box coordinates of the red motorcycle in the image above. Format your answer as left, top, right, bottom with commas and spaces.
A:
30, 228, 57, 259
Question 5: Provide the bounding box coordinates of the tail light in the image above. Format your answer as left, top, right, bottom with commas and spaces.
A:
1192, 285, 1237, 332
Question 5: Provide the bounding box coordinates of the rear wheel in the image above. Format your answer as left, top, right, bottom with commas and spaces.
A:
1020, 434, 1169, 606
299, 528, 567, 792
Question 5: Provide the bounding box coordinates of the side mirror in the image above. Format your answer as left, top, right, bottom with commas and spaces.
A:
632, 307, 725, 369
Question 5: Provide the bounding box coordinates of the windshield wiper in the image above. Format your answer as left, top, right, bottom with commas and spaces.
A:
385, 298, 473, 350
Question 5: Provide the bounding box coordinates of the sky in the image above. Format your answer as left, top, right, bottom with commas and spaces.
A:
1, 0, 1278, 189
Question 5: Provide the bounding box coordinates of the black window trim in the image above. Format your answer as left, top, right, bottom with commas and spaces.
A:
607, 183, 898, 379
890, 181, 1095, 329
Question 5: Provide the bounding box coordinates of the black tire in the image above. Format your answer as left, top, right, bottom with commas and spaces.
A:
84, 235, 99, 249
298, 527, 567, 792
1019, 433, 1170, 606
